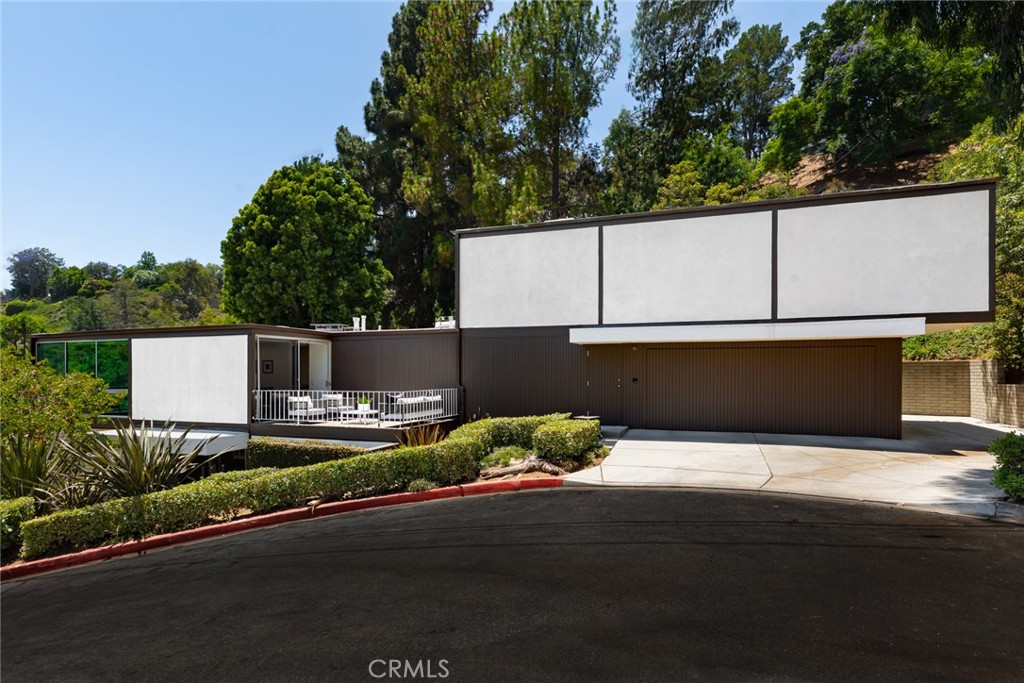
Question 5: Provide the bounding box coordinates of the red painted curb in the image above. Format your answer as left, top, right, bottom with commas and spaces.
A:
1, 477, 564, 581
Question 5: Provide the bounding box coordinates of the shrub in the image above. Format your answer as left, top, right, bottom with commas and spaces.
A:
481, 446, 530, 468
533, 419, 601, 468
60, 420, 217, 501
397, 424, 445, 447
1, 496, 36, 556
407, 479, 439, 492
447, 413, 570, 463
989, 431, 1024, 502
246, 437, 365, 469
20, 441, 478, 560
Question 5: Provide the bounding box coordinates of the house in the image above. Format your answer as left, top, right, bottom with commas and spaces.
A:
33, 179, 995, 441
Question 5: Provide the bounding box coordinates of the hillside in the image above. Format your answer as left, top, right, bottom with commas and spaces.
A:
786, 145, 957, 194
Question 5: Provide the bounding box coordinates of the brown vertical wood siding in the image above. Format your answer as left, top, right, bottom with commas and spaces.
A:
331, 330, 459, 390
460, 327, 587, 420
459, 330, 902, 438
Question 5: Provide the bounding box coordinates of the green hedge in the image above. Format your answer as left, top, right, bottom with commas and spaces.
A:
990, 431, 1024, 502
246, 437, 365, 469
447, 413, 571, 462
533, 419, 601, 467
1, 496, 36, 555
20, 441, 478, 560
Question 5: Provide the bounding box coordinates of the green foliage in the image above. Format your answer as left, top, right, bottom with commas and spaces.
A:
0, 311, 54, 355
445, 413, 571, 463
221, 158, 391, 327
988, 432, 1024, 502
684, 127, 755, 188
0, 347, 117, 445
814, 26, 992, 163
19, 441, 479, 559
653, 160, 706, 210
48, 266, 88, 302
0, 496, 36, 557
59, 420, 215, 500
629, 0, 738, 166
601, 109, 660, 214
877, 1, 1024, 121
902, 326, 995, 361
723, 23, 795, 159
500, 0, 619, 218
246, 437, 365, 469
931, 115, 1024, 370
481, 445, 530, 468
0, 434, 63, 500
533, 419, 601, 467
407, 479, 439, 492
757, 97, 819, 174
794, 0, 874, 98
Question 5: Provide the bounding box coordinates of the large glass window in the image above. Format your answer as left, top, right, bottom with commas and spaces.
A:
36, 342, 66, 373
35, 339, 130, 416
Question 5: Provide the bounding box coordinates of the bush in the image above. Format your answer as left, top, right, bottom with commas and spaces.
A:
481, 446, 530, 468
533, 419, 601, 468
407, 479, 439, 492
1, 496, 36, 556
447, 413, 570, 463
20, 441, 478, 560
246, 437, 365, 469
989, 431, 1024, 502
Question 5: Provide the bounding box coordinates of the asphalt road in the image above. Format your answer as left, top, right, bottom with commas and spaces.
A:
2, 489, 1022, 683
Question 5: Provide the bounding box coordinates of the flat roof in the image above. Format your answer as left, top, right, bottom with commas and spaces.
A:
455, 178, 997, 237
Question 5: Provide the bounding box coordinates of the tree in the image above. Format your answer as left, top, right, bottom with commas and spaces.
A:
683, 127, 753, 188
401, 0, 512, 229
135, 251, 158, 271
653, 160, 706, 210
601, 109, 661, 214
0, 347, 116, 445
930, 115, 1024, 371
358, 1, 445, 328
0, 313, 52, 356
723, 24, 794, 159
221, 159, 391, 327
157, 260, 217, 321
794, 0, 874, 97
629, 0, 738, 168
756, 97, 818, 174
500, 0, 619, 218
876, 1, 1024, 121
65, 296, 108, 331
6, 248, 64, 300
814, 26, 991, 163
100, 279, 146, 328
48, 266, 88, 302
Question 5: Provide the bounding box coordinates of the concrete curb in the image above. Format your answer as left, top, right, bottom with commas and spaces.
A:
0, 478, 564, 581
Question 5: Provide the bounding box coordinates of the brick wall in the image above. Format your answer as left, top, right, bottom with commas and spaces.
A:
902, 359, 1023, 427
969, 360, 1024, 427
902, 361, 971, 416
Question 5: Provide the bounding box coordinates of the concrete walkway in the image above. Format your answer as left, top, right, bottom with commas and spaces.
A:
566, 416, 1021, 520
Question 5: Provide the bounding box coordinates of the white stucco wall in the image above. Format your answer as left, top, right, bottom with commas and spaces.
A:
459, 227, 599, 328
777, 190, 990, 319
132, 335, 249, 425
602, 212, 772, 324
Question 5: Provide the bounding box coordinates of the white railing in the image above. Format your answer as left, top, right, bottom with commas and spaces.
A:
253, 388, 460, 427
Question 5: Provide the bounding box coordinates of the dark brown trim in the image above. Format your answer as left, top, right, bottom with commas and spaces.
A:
478, 310, 995, 333
32, 323, 333, 343
123, 419, 249, 432
597, 225, 604, 325
455, 178, 998, 238
771, 210, 778, 321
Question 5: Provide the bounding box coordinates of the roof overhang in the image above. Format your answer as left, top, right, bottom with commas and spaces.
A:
569, 317, 927, 345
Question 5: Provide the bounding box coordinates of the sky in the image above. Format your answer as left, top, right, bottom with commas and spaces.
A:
1, 1, 829, 290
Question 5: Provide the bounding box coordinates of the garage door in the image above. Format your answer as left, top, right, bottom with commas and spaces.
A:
643, 342, 899, 437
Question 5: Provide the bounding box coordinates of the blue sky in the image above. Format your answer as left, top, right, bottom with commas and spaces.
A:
1, 1, 828, 289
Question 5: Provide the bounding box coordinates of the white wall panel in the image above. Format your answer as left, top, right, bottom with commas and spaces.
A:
602, 212, 772, 324
777, 190, 990, 319
132, 335, 249, 425
460, 228, 599, 328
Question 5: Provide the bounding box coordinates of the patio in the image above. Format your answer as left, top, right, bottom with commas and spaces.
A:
252, 387, 460, 429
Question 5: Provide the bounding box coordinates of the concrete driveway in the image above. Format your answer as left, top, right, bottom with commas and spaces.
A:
567, 416, 1019, 519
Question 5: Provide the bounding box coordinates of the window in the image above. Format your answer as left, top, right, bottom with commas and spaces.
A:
35, 339, 130, 416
